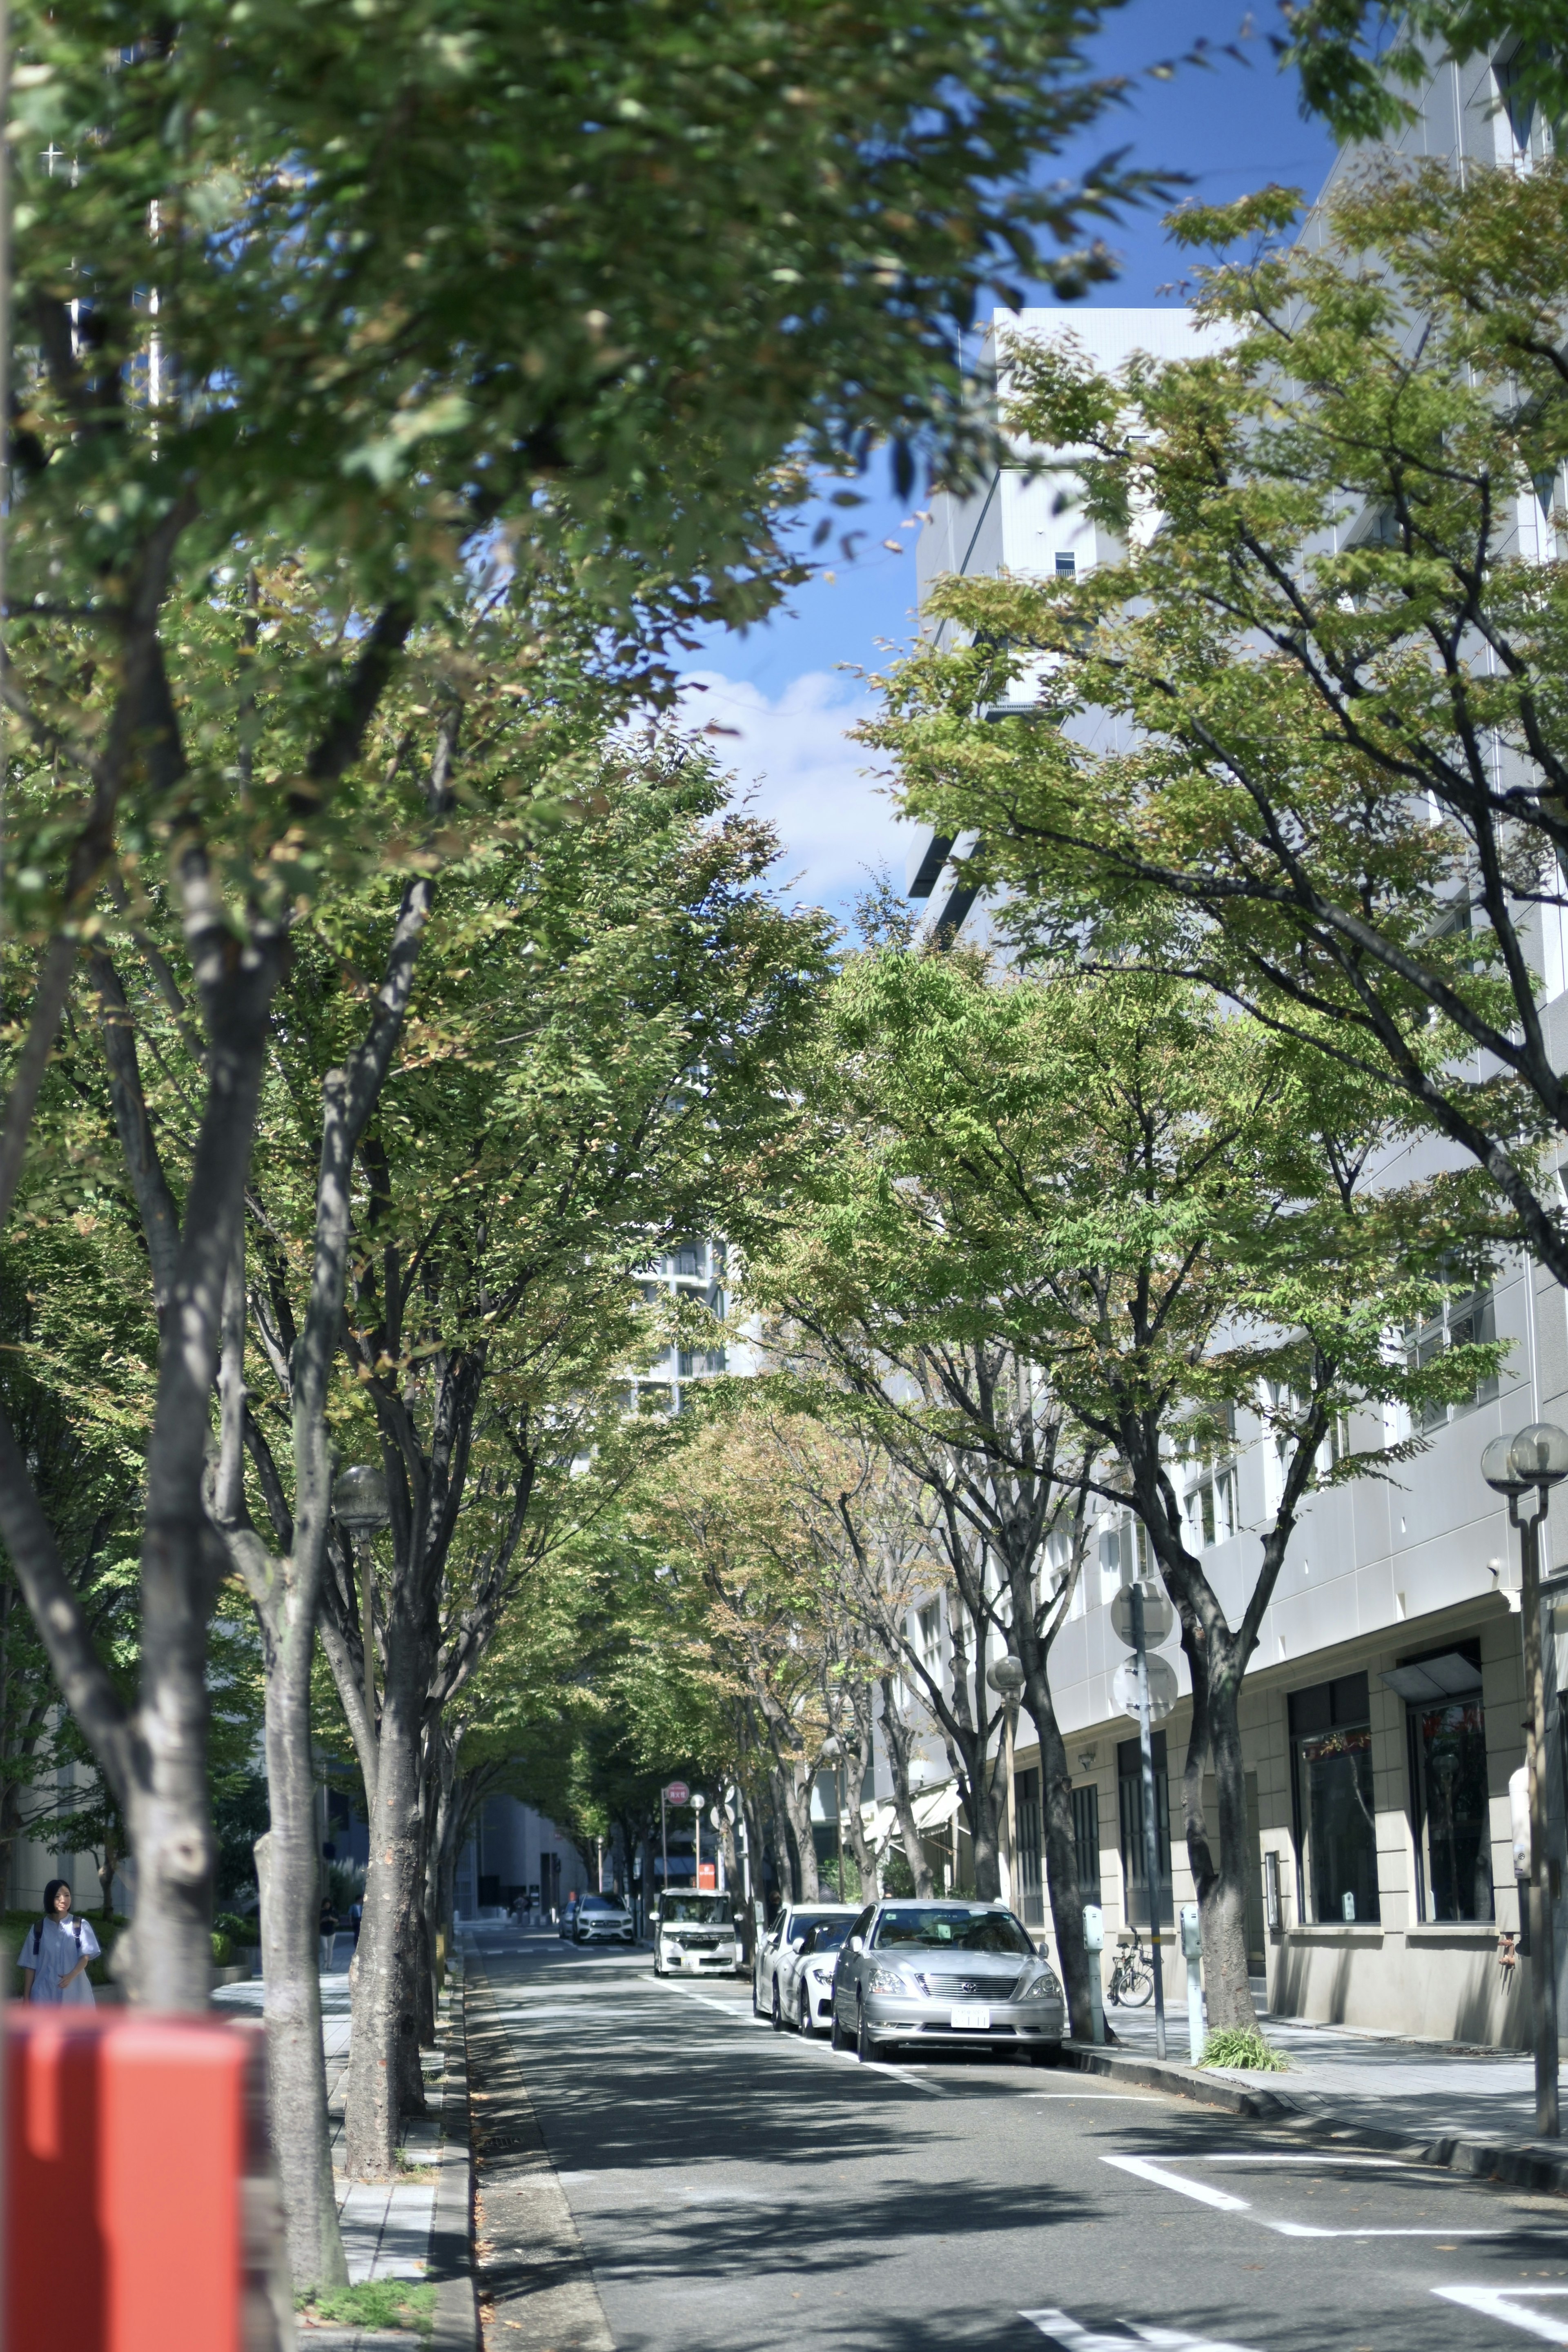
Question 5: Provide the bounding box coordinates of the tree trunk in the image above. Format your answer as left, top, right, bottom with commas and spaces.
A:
345, 1669, 423, 2178
1197, 1639, 1257, 2034
766, 1766, 797, 1906
1031, 1686, 1093, 2040
878, 1678, 934, 1897
256, 1612, 350, 2294
780, 1764, 820, 1902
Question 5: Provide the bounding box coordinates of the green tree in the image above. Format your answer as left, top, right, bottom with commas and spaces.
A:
871, 159, 1568, 1294
752, 951, 1506, 2030
0, 0, 1160, 2025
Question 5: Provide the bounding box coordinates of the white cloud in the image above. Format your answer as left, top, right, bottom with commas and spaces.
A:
677, 668, 914, 920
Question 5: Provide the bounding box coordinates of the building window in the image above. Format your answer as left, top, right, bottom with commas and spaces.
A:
1385, 1644, 1492, 1922
1072, 1783, 1101, 1905
1289, 1673, 1380, 1924
918, 1601, 942, 1680
1014, 1768, 1043, 1928
1405, 1288, 1497, 1432
1117, 1731, 1173, 1929
1054, 550, 1077, 577
1099, 1514, 1147, 1601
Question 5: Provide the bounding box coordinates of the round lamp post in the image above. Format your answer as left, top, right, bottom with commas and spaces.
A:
332, 1465, 391, 1740
987, 1656, 1026, 1914
1483, 1421, 1568, 2136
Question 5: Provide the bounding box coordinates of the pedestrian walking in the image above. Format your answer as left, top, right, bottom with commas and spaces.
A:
20, 1880, 100, 2006
319, 1898, 340, 1970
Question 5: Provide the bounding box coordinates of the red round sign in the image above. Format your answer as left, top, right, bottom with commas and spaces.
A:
664, 1780, 690, 1806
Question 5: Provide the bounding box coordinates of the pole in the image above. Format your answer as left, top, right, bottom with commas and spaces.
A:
661, 1790, 668, 1900
695, 1802, 702, 1888
1003, 1702, 1019, 1912
1519, 1494, 1559, 2136
1131, 1582, 1168, 2062
835, 1757, 845, 1901
356, 1533, 376, 1744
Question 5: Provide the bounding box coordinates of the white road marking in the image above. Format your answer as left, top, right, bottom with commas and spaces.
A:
1194, 2153, 1407, 2167
1434, 2288, 1568, 2345
1102, 2156, 1250, 2212
1022, 2308, 1261, 2351
1267, 2222, 1508, 2238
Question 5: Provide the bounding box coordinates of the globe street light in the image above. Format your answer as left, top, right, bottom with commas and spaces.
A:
1483, 1421, 1568, 2136
332, 1465, 391, 1741
987, 1656, 1026, 1915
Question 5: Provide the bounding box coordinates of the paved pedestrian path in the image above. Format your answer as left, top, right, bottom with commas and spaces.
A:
1102, 1996, 1543, 2143
215, 1962, 448, 2284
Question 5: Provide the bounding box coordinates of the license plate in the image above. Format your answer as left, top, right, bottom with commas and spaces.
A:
950, 2003, 991, 2030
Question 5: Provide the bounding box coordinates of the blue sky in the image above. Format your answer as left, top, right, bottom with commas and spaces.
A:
678, 1, 1339, 931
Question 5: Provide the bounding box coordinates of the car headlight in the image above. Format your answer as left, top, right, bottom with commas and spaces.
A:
867, 1964, 920, 1996
1021, 1968, 1062, 2002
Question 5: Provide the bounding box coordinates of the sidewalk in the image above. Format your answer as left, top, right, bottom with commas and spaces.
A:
1067, 1996, 1568, 2196
215, 1954, 473, 2319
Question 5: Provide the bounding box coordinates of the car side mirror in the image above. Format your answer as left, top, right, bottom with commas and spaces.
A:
849, 1935, 863, 1954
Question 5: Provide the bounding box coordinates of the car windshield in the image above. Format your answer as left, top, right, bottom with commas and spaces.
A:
872, 1907, 1034, 1956
660, 1896, 732, 1925
801, 1919, 852, 1956
787, 1910, 846, 1948
581, 1898, 623, 1913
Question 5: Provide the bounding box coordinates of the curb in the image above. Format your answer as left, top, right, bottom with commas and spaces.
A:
430, 1954, 479, 2352
1060, 2038, 1568, 2198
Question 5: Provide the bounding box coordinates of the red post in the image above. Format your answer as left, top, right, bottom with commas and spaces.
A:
5, 2011, 286, 2352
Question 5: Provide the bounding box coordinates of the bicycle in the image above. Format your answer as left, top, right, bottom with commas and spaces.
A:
1107, 1929, 1155, 2008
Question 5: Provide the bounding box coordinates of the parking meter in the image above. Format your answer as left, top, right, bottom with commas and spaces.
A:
1179, 1902, 1204, 2062
1082, 1904, 1105, 2045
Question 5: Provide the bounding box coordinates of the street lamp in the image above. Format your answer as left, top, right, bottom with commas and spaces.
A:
1483, 1420, 1568, 2137
987, 1656, 1026, 1913
820, 1735, 846, 1900
332, 1465, 391, 1742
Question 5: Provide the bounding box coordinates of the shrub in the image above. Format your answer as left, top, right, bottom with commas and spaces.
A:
1198, 2025, 1289, 2071
211, 1931, 234, 1967
296, 2282, 434, 2339
214, 1911, 256, 1945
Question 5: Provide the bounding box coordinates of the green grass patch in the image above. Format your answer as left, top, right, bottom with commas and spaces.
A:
296, 2281, 435, 2336
1198, 2025, 1290, 2071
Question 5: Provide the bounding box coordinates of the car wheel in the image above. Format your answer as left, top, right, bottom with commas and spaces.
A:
771, 1982, 783, 2033
856, 2001, 875, 2065
831, 2002, 848, 2052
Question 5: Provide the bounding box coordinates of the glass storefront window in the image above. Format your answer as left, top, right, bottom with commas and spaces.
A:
1412, 1699, 1493, 1922
1295, 1722, 1381, 1924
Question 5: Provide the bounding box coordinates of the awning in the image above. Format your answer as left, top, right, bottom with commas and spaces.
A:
913, 1782, 961, 1832
1379, 1651, 1483, 1704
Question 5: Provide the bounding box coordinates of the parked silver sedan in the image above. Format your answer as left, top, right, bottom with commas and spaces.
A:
829, 1901, 1064, 2063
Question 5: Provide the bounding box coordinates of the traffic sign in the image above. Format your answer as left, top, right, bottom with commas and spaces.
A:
1112, 1654, 1178, 1725
1110, 1580, 1174, 1650
664, 1780, 689, 1806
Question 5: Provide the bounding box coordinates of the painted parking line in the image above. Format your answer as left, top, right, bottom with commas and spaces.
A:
1022, 2307, 1261, 2351
1102, 2156, 1250, 2212
1102, 2152, 1547, 2240
1434, 2287, 1568, 2345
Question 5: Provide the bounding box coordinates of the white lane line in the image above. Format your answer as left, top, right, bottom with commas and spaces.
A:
1022, 2308, 1261, 2351
1194, 2153, 1407, 2167
1434, 2288, 1568, 2345
1267, 2222, 1508, 2238
1102, 2156, 1250, 2212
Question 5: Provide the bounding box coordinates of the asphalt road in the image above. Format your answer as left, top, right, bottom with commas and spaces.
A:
466, 1923, 1568, 2352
